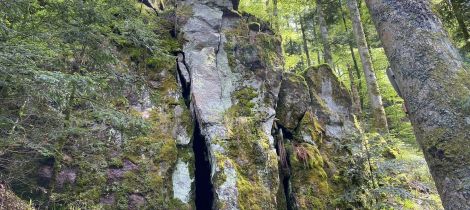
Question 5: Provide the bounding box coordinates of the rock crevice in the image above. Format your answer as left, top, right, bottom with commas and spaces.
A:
274, 65, 366, 209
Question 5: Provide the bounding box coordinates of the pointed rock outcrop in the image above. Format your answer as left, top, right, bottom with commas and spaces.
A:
177, 1, 283, 209
275, 65, 366, 209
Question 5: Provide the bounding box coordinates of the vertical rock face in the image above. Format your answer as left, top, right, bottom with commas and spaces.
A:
177, 0, 283, 209
94, 62, 195, 209
100, 62, 195, 209
275, 65, 365, 209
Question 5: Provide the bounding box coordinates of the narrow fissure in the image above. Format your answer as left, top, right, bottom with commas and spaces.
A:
283, 175, 294, 210
176, 54, 214, 209
273, 123, 296, 210
192, 121, 214, 210
176, 52, 191, 107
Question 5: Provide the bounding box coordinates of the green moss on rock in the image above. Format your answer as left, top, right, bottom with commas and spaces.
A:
231, 87, 258, 117
288, 142, 331, 209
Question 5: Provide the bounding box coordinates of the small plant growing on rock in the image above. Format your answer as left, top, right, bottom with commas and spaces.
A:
293, 144, 312, 168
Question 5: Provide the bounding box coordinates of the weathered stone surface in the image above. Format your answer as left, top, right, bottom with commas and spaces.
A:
172, 160, 193, 203
100, 193, 115, 205
107, 159, 138, 181
56, 168, 76, 188
275, 64, 365, 209
128, 194, 146, 209
182, 3, 233, 134
179, 2, 283, 209
276, 73, 311, 132
173, 105, 192, 145
177, 53, 191, 88
303, 64, 356, 139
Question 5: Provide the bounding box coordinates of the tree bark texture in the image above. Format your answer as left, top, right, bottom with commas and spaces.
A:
299, 14, 312, 67
347, 0, 388, 132
366, 0, 470, 209
348, 65, 362, 115
316, 0, 334, 68
339, 0, 364, 109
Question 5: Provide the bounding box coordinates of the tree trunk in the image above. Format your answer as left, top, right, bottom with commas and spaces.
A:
316, 0, 334, 68
339, 0, 364, 109
299, 14, 311, 67
449, 0, 470, 48
358, 0, 374, 58
348, 65, 362, 115
366, 0, 470, 209
273, 0, 279, 31
311, 15, 322, 64
347, 0, 388, 132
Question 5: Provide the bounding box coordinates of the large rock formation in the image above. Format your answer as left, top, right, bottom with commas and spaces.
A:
1, 2, 368, 209
177, 1, 283, 208
275, 65, 366, 209
176, 5, 367, 208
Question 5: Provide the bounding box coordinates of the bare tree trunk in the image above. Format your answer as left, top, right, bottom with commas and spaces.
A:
339, 0, 364, 109
299, 14, 311, 67
310, 15, 322, 64
366, 0, 470, 209
358, 0, 374, 58
273, 0, 279, 31
348, 65, 362, 115
347, 0, 388, 132
316, 0, 334, 68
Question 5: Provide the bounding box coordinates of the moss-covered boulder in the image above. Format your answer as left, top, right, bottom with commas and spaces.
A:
275, 65, 367, 209
276, 73, 311, 132
303, 64, 356, 139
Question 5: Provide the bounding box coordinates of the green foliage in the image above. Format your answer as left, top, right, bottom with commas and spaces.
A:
0, 0, 180, 207
433, 0, 470, 51
364, 133, 443, 209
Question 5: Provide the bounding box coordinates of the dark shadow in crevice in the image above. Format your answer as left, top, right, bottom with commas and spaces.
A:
273, 123, 297, 210
175, 52, 191, 107
175, 52, 213, 209
192, 120, 214, 210
277, 124, 294, 140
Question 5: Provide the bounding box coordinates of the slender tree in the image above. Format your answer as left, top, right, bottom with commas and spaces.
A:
316, 0, 334, 68
347, 0, 388, 132
310, 13, 322, 64
348, 64, 362, 115
366, 0, 470, 208
299, 14, 312, 67
273, 0, 279, 31
339, 0, 364, 108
